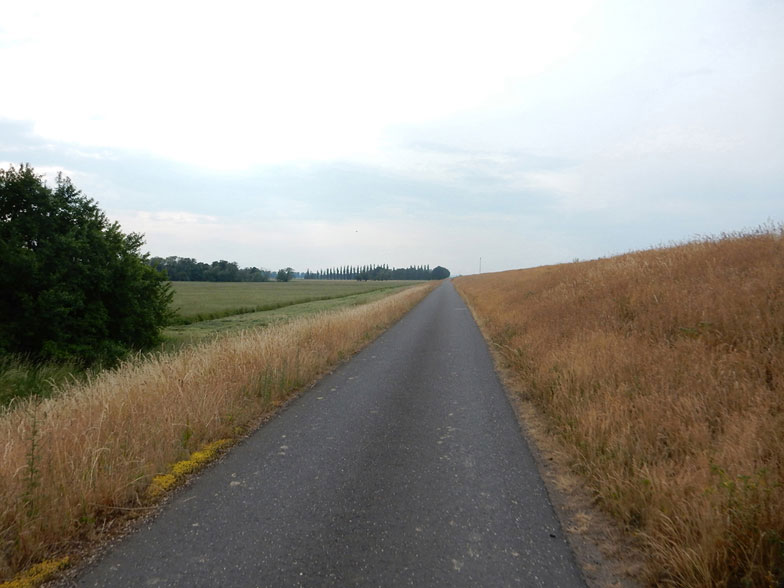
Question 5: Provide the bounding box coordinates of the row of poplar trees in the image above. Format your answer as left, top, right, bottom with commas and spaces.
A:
304, 264, 449, 281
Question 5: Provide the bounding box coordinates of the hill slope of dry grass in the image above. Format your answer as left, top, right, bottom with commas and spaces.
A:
454, 228, 783, 586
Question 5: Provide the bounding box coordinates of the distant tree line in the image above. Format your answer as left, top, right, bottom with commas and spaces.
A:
304, 264, 450, 281
148, 256, 272, 282
147, 257, 451, 283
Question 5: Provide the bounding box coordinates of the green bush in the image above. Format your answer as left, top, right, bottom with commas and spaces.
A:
431, 266, 451, 280
0, 164, 173, 365
0, 355, 83, 408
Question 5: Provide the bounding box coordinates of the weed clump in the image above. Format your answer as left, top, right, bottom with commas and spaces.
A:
0, 557, 69, 588
147, 439, 233, 498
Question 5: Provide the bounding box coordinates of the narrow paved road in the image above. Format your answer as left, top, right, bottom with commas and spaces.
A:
76, 282, 584, 587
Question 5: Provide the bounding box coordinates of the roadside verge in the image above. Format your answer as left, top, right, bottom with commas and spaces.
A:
0, 282, 436, 584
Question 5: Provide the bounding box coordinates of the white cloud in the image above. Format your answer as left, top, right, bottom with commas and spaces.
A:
3, 1, 784, 273
109, 206, 561, 276
0, 0, 598, 169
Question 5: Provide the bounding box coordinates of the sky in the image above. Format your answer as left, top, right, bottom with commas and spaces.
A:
1, 0, 782, 276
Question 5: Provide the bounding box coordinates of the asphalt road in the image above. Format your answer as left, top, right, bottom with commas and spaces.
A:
75, 281, 584, 587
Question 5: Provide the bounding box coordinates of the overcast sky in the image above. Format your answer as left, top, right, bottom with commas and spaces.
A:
2, 0, 782, 275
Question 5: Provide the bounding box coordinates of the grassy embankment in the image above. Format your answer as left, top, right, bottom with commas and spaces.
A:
164, 280, 417, 347
454, 228, 783, 586
0, 281, 418, 406
0, 281, 435, 582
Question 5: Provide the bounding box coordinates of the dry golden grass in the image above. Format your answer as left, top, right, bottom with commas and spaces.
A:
0, 282, 435, 581
454, 228, 783, 587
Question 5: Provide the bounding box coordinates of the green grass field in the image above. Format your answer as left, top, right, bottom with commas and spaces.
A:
164, 282, 417, 348
170, 280, 418, 324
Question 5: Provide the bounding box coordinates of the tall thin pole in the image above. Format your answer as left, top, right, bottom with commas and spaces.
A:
479, 257, 482, 274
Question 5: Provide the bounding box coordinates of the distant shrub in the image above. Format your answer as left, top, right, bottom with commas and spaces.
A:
431, 266, 450, 280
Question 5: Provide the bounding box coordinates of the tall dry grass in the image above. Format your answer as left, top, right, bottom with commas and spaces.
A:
454, 228, 784, 586
0, 283, 435, 580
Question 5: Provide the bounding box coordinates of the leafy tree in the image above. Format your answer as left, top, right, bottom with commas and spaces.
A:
242, 266, 270, 282
204, 260, 240, 282
276, 267, 294, 282
0, 164, 173, 364
148, 256, 270, 282
431, 266, 450, 280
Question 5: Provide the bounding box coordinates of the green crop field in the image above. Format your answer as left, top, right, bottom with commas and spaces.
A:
162, 280, 421, 349
164, 283, 416, 348
170, 280, 418, 323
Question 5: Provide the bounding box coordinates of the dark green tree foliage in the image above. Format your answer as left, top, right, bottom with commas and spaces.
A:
276, 267, 294, 282
0, 165, 173, 364
148, 256, 271, 282
431, 266, 450, 280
